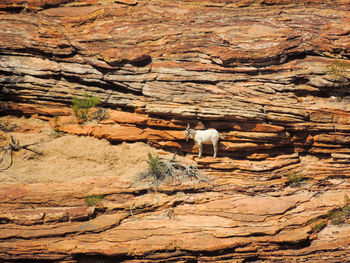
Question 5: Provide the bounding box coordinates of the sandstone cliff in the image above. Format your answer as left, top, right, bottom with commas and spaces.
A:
1, 0, 350, 262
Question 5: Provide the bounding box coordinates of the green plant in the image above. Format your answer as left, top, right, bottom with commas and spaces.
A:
329, 206, 350, 225
144, 152, 167, 182
72, 93, 101, 122
327, 60, 350, 100
328, 209, 346, 225
84, 194, 105, 206
310, 220, 326, 233
328, 60, 350, 78
327, 194, 350, 225
286, 173, 304, 187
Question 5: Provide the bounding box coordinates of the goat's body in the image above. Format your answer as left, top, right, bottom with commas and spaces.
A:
185, 126, 220, 158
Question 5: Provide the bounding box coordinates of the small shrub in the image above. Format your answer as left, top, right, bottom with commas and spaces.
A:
139, 153, 168, 186
84, 194, 105, 206
53, 114, 59, 123
328, 60, 350, 78
328, 209, 346, 225
330, 207, 350, 225
327, 194, 350, 225
52, 129, 65, 138
146, 153, 167, 179
311, 221, 326, 233
343, 206, 350, 218
327, 60, 350, 100
89, 108, 109, 122
138, 153, 202, 188
286, 173, 304, 187
72, 93, 101, 122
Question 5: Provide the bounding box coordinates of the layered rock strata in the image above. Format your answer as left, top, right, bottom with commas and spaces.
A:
1, 0, 350, 262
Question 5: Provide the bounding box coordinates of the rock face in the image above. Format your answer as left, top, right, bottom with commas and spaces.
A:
1, 0, 350, 262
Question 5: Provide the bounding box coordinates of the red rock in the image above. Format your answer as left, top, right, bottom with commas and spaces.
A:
115, 0, 137, 5
2, 209, 45, 225
233, 123, 285, 132
150, 140, 184, 148
14, 123, 43, 134
4, 103, 71, 116
143, 129, 184, 140
109, 110, 148, 125
44, 208, 69, 223
91, 125, 145, 141
310, 110, 334, 123
67, 206, 95, 221
247, 153, 270, 160
221, 141, 274, 152
58, 124, 93, 136
313, 134, 350, 144
147, 118, 185, 129
1, 0, 350, 261
332, 110, 350, 124
267, 112, 304, 123
224, 131, 284, 142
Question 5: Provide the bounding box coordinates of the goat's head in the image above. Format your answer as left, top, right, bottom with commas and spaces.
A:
184, 123, 192, 142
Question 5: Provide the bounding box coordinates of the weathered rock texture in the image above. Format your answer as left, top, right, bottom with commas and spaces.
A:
1, 0, 350, 262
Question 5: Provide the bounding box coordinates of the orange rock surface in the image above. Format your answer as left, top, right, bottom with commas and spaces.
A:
1, 0, 350, 261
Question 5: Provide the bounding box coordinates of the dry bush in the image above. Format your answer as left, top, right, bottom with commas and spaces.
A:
137, 153, 204, 188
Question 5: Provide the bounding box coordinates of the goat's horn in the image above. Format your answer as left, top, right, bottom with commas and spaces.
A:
186, 123, 190, 130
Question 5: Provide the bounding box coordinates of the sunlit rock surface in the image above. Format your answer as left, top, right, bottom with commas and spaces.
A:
1, 0, 350, 262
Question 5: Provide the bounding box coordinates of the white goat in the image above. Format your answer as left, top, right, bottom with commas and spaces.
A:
184, 124, 221, 158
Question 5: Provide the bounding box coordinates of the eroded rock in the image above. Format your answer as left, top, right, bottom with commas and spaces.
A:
1, 0, 350, 261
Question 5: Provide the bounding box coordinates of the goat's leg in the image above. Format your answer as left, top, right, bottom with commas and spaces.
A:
198, 143, 202, 158
213, 142, 218, 158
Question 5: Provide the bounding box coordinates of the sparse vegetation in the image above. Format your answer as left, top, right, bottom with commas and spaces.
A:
328, 60, 350, 78
52, 129, 65, 138
310, 220, 326, 234
328, 209, 347, 225
137, 153, 203, 189
327, 194, 350, 225
144, 152, 167, 181
72, 93, 101, 122
53, 114, 59, 124
89, 108, 109, 122
84, 194, 105, 206
327, 59, 350, 100
52, 115, 65, 138
308, 194, 350, 233
286, 172, 304, 187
